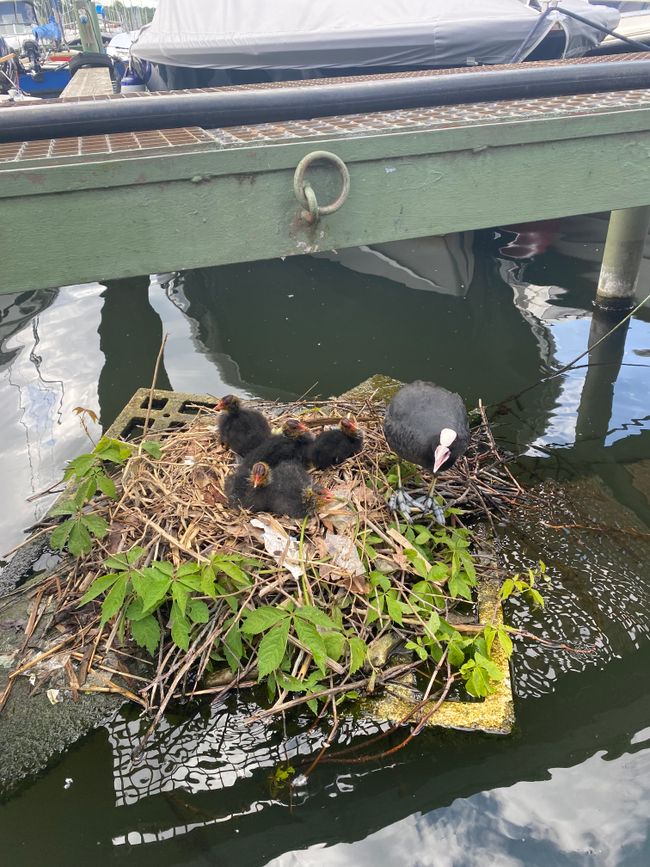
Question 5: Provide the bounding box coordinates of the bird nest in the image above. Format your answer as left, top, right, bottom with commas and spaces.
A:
2, 396, 527, 737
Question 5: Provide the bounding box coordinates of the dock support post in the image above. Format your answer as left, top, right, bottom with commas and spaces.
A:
596, 206, 650, 310
74, 1, 104, 55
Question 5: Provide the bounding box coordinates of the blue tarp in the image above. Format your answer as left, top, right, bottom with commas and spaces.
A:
32, 20, 61, 42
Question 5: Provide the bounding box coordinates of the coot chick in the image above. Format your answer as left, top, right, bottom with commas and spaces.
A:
244, 419, 314, 468
310, 418, 364, 469
216, 394, 271, 456
226, 460, 331, 518
383, 380, 470, 524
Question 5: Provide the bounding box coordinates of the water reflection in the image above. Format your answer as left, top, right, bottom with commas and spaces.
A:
1, 218, 650, 866
266, 742, 650, 867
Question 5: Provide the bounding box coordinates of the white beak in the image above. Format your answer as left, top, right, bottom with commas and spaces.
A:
433, 445, 450, 473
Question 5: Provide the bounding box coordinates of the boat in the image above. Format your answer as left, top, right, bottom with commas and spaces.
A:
130, 0, 621, 91
0, 0, 70, 96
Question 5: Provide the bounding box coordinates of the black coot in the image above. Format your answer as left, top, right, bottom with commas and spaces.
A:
310, 418, 364, 469
244, 419, 314, 468
216, 394, 271, 456
383, 380, 470, 523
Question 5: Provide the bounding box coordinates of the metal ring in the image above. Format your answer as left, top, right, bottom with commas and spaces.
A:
293, 150, 350, 223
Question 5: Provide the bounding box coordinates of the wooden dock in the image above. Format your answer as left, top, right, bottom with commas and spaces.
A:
3, 55, 650, 296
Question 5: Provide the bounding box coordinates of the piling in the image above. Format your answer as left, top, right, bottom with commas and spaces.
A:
596, 206, 650, 309
74, 1, 104, 54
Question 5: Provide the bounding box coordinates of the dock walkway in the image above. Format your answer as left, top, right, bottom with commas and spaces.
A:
3, 55, 650, 294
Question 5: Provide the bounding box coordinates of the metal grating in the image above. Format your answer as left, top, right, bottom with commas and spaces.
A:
209, 87, 650, 146
4, 84, 650, 166
2, 51, 646, 108
0, 127, 217, 164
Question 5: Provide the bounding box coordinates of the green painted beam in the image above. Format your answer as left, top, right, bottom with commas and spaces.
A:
4, 97, 650, 294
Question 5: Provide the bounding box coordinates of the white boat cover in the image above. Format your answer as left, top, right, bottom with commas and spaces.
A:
132, 0, 620, 70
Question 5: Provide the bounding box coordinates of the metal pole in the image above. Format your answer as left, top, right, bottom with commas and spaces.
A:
74, 1, 103, 54
596, 206, 650, 310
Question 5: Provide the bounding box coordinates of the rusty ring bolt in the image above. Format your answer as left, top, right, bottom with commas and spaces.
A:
293, 150, 350, 225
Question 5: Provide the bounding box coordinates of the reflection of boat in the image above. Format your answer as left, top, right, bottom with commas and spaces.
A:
316, 234, 475, 297
132, 0, 619, 91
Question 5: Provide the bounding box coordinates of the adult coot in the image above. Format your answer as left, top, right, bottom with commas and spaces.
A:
310, 418, 364, 469
226, 460, 331, 518
383, 380, 470, 523
244, 419, 314, 468
216, 394, 270, 456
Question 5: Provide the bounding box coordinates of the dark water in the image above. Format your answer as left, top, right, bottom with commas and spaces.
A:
1, 217, 650, 865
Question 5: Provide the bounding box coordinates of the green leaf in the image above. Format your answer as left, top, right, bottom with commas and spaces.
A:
131, 567, 171, 614
178, 574, 205, 592
242, 606, 287, 635
425, 611, 441, 638
306, 698, 318, 715
276, 672, 309, 692
172, 582, 189, 617
65, 453, 97, 479
448, 572, 473, 601
295, 605, 336, 630
187, 598, 210, 624
94, 437, 132, 464
369, 571, 391, 592
465, 665, 491, 698
257, 618, 291, 679
500, 578, 515, 601
141, 440, 162, 459
68, 521, 92, 557
201, 565, 217, 598
474, 652, 504, 681
405, 639, 429, 661
427, 562, 449, 583
214, 559, 251, 587
50, 519, 74, 551
130, 614, 161, 656
527, 588, 545, 608
96, 473, 117, 499
365, 604, 380, 626
125, 597, 145, 621
177, 562, 200, 578
151, 560, 174, 577
386, 593, 404, 625
447, 639, 465, 668
170, 604, 191, 651
81, 513, 109, 539
223, 625, 243, 672
50, 500, 78, 517
348, 636, 367, 674
324, 631, 345, 662
459, 550, 477, 583
78, 572, 120, 606
497, 627, 514, 658
74, 476, 97, 507
100, 573, 129, 627
294, 617, 327, 675
104, 547, 144, 571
